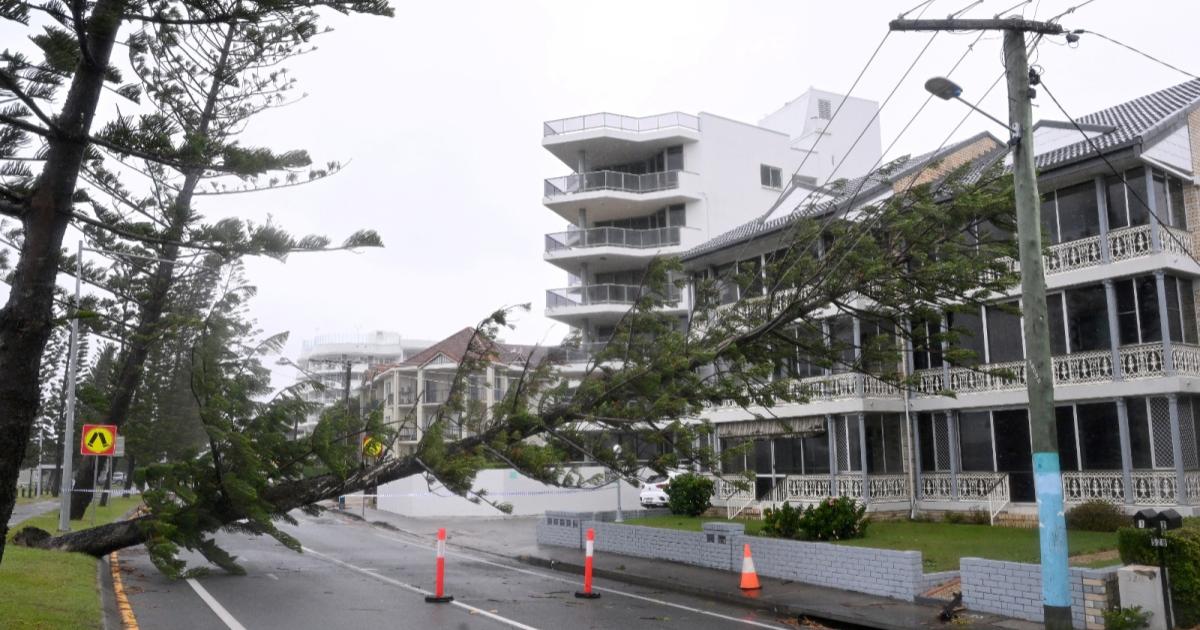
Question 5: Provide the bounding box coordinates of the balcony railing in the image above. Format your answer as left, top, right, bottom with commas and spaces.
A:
546, 283, 681, 309
546, 341, 613, 363
789, 373, 902, 401
920, 472, 1009, 502
543, 111, 700, 137
544, 170, 687, 198
1062, 471, 1183, 506
914, 342, 1200, 396
1042, 224, 1193, 275
545, 226, 682, 253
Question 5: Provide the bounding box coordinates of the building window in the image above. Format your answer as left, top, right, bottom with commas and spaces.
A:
1116, 275, 1198, 345
760, 164, 783, 189
911, 315, 943, 371
1041, 181, 1101, 244
1107, 169, 1151, 230
817, 98, 832, 120
1078, 402, 1121, 470
958, 411, 995, 472
1065, 285, 1110, 352
947, 307, 986, 365
985, 301, 1023, 363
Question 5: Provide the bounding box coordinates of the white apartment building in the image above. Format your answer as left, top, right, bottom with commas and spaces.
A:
293, 331, 431, 436
541, 89, 882, 359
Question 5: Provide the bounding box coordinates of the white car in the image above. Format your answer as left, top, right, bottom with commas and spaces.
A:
639, 471, 682, 508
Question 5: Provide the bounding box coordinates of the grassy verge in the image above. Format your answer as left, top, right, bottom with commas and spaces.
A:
1, 495, 142, 630
624, 515, 1118, 573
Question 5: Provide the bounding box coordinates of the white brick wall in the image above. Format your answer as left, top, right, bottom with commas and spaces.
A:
960, 558, 1115, 629
535, 512, 927, 601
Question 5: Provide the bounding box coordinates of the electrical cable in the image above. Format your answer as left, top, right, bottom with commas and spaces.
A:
1046, 0, 1098, 23
1078, 29, 1200, 82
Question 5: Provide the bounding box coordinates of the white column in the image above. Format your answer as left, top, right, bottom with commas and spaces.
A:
1116, 398, 1134, 507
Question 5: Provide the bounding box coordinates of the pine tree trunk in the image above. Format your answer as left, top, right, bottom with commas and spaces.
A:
0, 0, 128, 565
68, 19, 234, 520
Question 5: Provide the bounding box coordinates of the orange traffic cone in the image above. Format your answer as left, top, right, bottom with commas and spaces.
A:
739, 543, 761, 591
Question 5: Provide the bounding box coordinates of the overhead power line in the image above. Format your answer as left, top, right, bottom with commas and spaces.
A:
1079, 29, 1200, 81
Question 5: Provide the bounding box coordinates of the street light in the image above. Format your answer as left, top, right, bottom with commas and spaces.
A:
924, 76, 1019, 144
612, 443, 623, 523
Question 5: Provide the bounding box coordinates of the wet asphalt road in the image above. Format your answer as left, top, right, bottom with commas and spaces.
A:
119, 510, 796, 629
6, 499, 56, 528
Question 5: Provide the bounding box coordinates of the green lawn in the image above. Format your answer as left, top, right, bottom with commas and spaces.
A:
1, 496, 143, 630
624, 515, 1118, 573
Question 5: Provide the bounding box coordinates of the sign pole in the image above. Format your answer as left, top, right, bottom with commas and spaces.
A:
90, 456, 98, 528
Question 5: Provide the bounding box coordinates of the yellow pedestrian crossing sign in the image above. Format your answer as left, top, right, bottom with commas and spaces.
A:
362, 436, 384, 458
81, 424, 118, 456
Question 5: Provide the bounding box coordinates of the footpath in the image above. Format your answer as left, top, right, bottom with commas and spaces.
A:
339, 506, 1040, 630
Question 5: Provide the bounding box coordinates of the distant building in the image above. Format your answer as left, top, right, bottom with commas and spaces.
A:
293, 331, 432, 436
359, 327, 546, 456
541, 88, 882, 367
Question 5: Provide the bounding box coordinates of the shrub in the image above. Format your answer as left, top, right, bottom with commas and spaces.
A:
965, 507, 990, 525
1118, 526, 1200, 628
944, 510, 965, 525
664, 473, 714, 517
1066, 500, 1126, 532
1102, 606, 1152, 630
799, 496, 868, 541
762, 502, 803, 539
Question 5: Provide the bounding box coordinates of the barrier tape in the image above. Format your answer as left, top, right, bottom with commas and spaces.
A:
340, 486, 619, 499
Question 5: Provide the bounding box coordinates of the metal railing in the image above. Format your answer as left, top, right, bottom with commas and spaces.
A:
545, 226, 683, 253
546, 284, 681, 309
544, 170, 687, 198
1062, 470, 1182, 506
543, 111, 700, 136
913, 342, 1200, 396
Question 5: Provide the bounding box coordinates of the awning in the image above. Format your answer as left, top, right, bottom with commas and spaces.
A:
715, 417, 827, 438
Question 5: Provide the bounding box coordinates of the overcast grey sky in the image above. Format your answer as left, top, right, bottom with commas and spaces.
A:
5, 0, 1200, 389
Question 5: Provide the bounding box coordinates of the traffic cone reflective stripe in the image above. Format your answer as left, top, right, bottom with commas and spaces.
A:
739, 543, 761, 591
575, 528, 601, 599
424, 528, 454, 603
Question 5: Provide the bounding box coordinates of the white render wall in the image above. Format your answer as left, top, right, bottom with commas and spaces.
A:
374, 466, 641, 518
758, 88, 882, 184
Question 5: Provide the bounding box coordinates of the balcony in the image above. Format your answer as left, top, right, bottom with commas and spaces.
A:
913, 342, 1200, 397
542, 170, 701, 220
544, 170, 688, 198
545, 283, 683, 323
545, 226, 683, 253
1037, 224, 1194, 276
544, 226, 700, 272
544, 112, 700, 137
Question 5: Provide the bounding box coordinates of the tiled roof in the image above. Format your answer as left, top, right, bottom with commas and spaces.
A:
399, 326, 547, 369
1035, 79, 1200, 170
682, 132, 1001, 261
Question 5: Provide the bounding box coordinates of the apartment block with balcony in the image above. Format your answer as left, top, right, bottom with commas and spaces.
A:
359, 327, 546, 456
680, 80, 1200, 519
541, 89, 882, 363
292, 331, 431, 437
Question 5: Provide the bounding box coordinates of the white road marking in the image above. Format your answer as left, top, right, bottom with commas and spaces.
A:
301, 546, 539, 630
365, 529, 789, 630
266, 573, 279, 581
186, 578, 249, 630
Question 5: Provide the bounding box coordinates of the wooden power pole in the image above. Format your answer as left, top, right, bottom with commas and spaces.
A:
889, 16, 1072, 630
